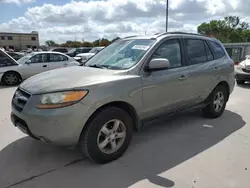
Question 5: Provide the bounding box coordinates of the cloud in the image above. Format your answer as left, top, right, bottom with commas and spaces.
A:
0, 0, 35, 4
0, 0, 249, 44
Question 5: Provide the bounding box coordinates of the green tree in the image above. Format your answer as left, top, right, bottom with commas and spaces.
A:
45, 40, 57, 46
197, 16, 250, 43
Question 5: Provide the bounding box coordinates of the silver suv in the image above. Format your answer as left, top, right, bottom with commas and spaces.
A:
11, 32, 235, 164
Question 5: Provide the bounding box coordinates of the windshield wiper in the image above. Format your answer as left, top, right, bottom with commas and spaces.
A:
87, 64, 107, 69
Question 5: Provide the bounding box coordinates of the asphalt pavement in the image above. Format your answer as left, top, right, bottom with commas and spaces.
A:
0, 84, 250, 188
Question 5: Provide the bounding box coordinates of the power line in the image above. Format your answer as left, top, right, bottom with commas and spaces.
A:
166, 0, 169, 32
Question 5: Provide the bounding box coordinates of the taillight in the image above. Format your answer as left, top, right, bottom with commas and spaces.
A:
234, 62, 240, 65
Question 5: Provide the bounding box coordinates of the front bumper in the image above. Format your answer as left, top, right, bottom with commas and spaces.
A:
11, 89, 95, 146
235, 67, 250, 81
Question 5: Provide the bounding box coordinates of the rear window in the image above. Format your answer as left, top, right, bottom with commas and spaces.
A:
208, 41, 225, 59
0, 50, 17, 67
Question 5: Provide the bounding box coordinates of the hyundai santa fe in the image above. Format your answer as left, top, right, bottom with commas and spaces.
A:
11, 32, 235, 164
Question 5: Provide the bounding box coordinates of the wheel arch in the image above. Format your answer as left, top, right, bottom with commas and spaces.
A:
206, 81, 230, 103
216, 81, 230, 101
82, 101, 141, 135
1, 70, 22, 82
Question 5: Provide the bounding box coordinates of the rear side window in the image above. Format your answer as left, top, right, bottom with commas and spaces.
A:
0, 51, 16, 67
185, 39, 207, 65
49, 54, 68, 62
208, 41, 225, 59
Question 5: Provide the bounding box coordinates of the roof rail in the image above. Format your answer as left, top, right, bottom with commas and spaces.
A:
156, 32, 204, 38
123, 35, 140, 39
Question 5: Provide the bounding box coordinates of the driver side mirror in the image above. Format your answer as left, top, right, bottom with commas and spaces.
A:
26, 60, 31, 64
146, 58, 170, 71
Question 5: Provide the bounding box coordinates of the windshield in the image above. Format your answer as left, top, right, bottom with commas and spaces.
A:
67, 48, 76, 53
85, 39, 156, 70
89, 48, 98, 53
17, 54, 33, 64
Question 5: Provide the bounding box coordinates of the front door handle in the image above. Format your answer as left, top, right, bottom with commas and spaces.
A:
178, 75, 187, 80
43, 65, 47, 67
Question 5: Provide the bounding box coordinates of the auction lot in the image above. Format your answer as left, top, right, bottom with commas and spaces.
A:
0, 84, 250, 188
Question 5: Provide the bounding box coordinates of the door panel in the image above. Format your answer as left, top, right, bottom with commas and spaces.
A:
23, 54, 49, 78
48, 53, 69, 70
182, 39, 218, 103
141, 39, 190, 119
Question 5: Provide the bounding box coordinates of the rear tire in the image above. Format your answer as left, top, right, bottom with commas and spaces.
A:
79, 107, 133, 164
202, 85, 228, 118
236, 80, 245, 85
2, 72, 21, 86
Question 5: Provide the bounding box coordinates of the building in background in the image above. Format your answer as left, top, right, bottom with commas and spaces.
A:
224, 42, 250, 63
0, 31, 39, 51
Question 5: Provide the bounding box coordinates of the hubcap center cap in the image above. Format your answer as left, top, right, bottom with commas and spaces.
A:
110, 134, 115, 140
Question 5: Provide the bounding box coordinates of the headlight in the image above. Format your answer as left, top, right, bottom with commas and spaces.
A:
238, 62, 245, 68
37, 90, 88, 109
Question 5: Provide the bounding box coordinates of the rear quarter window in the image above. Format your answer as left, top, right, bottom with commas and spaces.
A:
208, 41, 225, 59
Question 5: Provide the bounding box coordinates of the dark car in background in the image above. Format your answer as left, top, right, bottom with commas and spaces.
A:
66, 47, 92, 57
51, 47, 68, 53
7, 52, 24, 60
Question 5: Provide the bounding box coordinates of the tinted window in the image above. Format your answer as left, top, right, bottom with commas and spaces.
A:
49, 54, 68, 62
152, 39, 182, 68
8, 36, 13, 40
53, 48, 68, 53
185, 39, 207, 65
208, 41, 225, 59
204, 41, 214, 61
82, 49, 91, 53
31, 37, 36, 41
1, 36, 4, 40
30, 54, 48, 63
0, 51, 16, 67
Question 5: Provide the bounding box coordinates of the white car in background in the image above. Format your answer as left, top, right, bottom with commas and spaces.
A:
0, 49, 79, 85
74, 46, 105, 65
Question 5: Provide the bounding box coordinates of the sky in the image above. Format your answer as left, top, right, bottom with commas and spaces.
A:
0, 0, 249, 44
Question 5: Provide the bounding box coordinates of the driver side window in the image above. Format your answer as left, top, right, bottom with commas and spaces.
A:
152, 39, 182, 69
30, 54, 47, 63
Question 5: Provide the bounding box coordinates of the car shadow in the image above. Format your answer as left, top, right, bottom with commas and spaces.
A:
0, 110, 245, 188
0, 83, 18, 89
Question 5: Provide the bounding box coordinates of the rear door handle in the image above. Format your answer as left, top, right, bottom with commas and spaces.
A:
43, 65, 47, 67
214, 67, 220, 70
178, 75, 187, 80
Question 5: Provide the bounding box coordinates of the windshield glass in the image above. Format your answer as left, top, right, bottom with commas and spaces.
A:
17, 54, 33, 64
85, 39, 156, 70
68, 48, 76, 53
89, 48, 98, 53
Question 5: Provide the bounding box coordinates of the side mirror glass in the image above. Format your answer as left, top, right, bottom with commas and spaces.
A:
26, 60, 31, 64
147, 58, 170, 71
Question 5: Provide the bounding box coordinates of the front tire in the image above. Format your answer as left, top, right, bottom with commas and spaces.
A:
203, 85, 228, 118
2, 72, 21, 86
79, 107, 133, 164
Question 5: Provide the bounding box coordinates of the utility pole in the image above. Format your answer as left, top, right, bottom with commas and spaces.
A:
166, 0, 169, 32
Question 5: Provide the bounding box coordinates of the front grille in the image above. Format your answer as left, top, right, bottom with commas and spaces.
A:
242, 68, 250, 73
11, 113, 28, 129
11, 113, 38, 139
12, 88, 31, 112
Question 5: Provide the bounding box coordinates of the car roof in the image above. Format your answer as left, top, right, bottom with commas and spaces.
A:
32, 51, 67, 55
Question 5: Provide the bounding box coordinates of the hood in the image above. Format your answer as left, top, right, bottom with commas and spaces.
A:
77, 53, 95, 57
20, 66, 128, 94
244, 59, 250, 66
